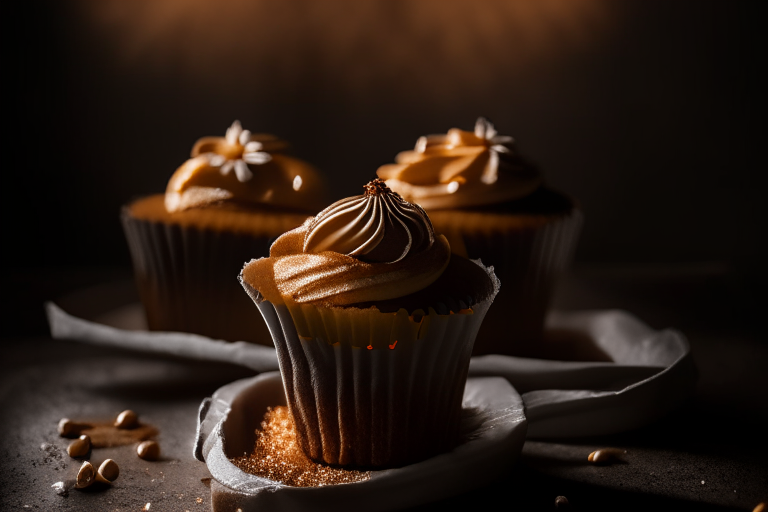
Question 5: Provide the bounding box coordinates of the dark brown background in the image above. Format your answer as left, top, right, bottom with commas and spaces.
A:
2, 3, 767, 510
2, 0, 765, 335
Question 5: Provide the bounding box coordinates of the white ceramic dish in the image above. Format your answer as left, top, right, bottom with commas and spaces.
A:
193, 372, 527, 512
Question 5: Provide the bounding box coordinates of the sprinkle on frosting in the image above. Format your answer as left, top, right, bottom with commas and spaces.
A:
363, 178, 394, 197
303, 179, 435, 263
377, 117, 542, 210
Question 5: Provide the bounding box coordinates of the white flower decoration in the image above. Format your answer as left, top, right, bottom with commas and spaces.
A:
474, 117, 513, 185
411, 117, 514, 186
202, 120, 272, 183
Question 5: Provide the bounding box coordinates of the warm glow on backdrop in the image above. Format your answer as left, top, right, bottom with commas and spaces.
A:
78, 0, 614, 104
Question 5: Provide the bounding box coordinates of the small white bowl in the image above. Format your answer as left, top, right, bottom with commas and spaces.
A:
195, 372, 527, 512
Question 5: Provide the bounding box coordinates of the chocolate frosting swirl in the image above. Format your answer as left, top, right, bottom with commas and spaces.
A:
303, 179, 434, 263
240, 180, 451, 306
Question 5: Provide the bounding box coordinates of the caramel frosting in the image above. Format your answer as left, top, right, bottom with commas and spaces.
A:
165, 120, 325, 213
241, 180, 451, 306
377, 117, 542, 210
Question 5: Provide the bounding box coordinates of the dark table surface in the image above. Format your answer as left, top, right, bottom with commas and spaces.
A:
1, 264, 766, 511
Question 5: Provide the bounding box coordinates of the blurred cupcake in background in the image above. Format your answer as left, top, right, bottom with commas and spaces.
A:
122, 120, 326, 345
240, 179, 499, 468
377, 118, 581, 356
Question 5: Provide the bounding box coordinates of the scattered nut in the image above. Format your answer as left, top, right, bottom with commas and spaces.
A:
115, 410, 139, 429
137, 440, 160, 461
588, 448, 626, 465
555, 495, 570, 508
754, 503, 766, 512
58, 418, 89, 438
75, 461, 96, 489
95, 459, 120, 484
67, 435, 91, 458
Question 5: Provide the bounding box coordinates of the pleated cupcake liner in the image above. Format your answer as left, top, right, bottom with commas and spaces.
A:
240, 261, 499, 468
432, 208, 583, 356
121, 210, 275, 344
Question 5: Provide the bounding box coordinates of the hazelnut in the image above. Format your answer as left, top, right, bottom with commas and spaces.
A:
95, 459, 120, 484
58, 418, 89, 438
137, 440, 160, 461
555, 495, 570, 508
588, 448, 627, 465
75, 461, 95, 489
115, 410, 139, 429
67, 435, 91, 458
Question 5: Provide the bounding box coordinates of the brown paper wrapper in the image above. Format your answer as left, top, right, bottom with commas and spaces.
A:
429, 202, 582, 357
240, 262, 499, 468
122, 209, 275, 345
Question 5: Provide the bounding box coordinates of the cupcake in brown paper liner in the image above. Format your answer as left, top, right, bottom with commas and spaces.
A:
377, 118, 581, 357
239, 179, 498, 468
122, 121, 326, 345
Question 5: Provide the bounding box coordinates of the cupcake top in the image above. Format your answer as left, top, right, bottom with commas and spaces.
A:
241, 179, 495, 310
376, 117, 542, 210
165, 120, 326, 214
303, 179, 434, 264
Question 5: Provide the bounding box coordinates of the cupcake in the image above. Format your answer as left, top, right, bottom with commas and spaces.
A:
122, 120, 326, 345
377, 117, 581, 356
239, 179, 498, 468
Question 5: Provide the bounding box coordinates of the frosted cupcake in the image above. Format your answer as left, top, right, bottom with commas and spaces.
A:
240, 179, 498, 468
377, 118, 581, 356
122, 120, 326, 345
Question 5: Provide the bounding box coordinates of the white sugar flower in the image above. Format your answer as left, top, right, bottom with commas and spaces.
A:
201, 120, 272, 183
474, 117, 514, 185
410, 117, 514, 185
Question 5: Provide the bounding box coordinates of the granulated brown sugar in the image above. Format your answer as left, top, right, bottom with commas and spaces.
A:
230, 406, 370, 487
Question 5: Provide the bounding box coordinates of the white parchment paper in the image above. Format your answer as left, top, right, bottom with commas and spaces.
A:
46, 302, 695, 438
